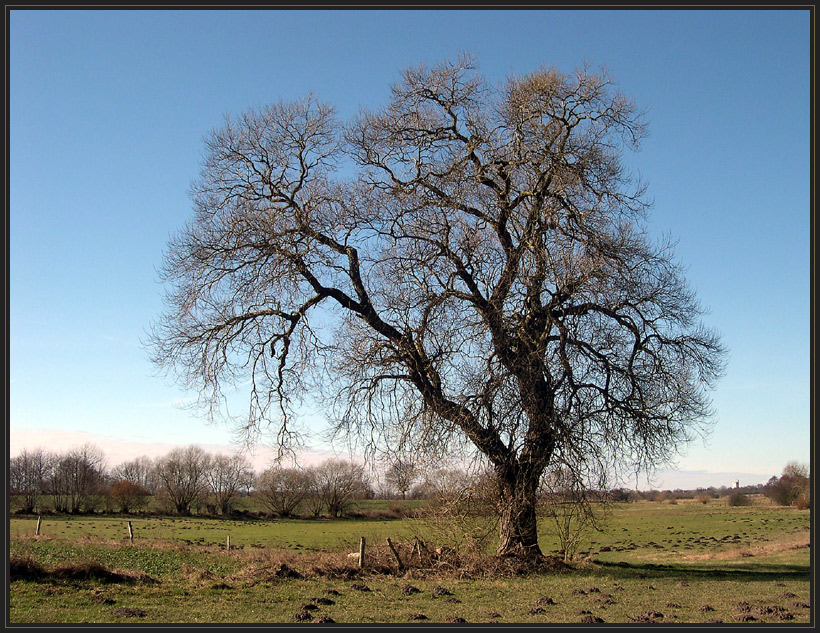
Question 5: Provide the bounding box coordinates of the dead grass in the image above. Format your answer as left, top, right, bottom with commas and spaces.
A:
16, 531, 578, 585
221, 539, 573, 584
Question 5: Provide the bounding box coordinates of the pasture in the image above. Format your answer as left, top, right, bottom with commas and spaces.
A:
9, 499, 811, 624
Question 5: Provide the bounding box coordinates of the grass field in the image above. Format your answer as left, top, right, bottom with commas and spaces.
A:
9, 499, 811, 624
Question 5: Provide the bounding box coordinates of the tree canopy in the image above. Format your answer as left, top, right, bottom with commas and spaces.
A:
150, 56, 726, 556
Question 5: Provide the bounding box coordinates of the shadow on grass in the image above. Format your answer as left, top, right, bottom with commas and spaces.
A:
10, 555, 159, 585
591, 559, 810, 582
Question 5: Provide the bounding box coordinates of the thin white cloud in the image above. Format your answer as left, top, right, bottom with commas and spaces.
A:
9, 427, 777, 489
9, 427, 339, 472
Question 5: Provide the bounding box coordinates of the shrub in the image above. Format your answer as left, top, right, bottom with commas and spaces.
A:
763, 462, 810, 507
387, 501, 410, 518
657, 491, 677, 504
794, 491, 811, 510
608, 488, 632, 503
727, 491, 751, 506
110, 480, 151, 513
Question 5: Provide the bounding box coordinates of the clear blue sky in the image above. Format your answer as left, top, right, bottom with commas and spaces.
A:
9, 9, 811, 489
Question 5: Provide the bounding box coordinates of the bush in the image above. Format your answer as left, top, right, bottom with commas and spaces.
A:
110, 480, 151, 513
608, 488, 632, 503
387, 501, 411, 518
657, 491, 677, 504
794, 491, 811, 510
727, 491, 751, 507
763, 463, 810, 507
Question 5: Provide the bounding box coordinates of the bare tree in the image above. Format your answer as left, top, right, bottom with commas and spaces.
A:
50, 444, 107, 513
384, 458, 418, 499
111, 456, 159, 494
150, 56, 726, 557
9, 448, 51, 513
313, 459, 369, 517
255, 465, 313, 517
154, 446, 211, 515
48, 450, 71, 513
302, 469, 325, 517
207, 452, 255, 515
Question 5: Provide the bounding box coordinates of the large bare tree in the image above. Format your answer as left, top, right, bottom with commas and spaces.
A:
207, 452, 255, 515
10, 448, 51, 514
150, 56, 725, 557
154, 446, 211, 515
256, 465, 314, 517
384, 458, 418, 499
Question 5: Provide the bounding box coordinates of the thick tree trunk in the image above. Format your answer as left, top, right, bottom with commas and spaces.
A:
496, 471, 542, 557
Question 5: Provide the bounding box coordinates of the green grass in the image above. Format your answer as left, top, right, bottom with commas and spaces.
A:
9, 514, 421, 552
9, 500, 811, 624
10, 495, 426, 517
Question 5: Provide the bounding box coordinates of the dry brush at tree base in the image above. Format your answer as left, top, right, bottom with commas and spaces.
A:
148, 56, 726, 558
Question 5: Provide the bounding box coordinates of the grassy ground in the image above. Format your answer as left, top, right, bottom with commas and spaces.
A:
9, 500, 811, 624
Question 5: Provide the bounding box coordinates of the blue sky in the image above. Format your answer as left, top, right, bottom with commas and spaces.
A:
9, 9, 811, 489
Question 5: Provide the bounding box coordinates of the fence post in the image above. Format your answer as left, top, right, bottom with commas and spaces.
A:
358, 536, 366, 569
226, 535, 231, 551
35, 515, 41, 536
127, 521, 133, 544
386, 537, 404, 571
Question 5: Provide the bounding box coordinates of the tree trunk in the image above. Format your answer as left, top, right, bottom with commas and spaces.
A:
496, 470, 542, 557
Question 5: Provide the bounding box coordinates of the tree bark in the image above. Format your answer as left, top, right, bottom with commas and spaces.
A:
496, 469, 542, 557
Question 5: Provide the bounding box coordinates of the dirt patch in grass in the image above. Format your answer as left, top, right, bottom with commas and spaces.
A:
110, 607, 148, 618
676, 531, 810, 561
580, 615, 605, 623
630, 610, 665, 623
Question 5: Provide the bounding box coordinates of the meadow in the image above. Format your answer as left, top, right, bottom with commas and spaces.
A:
9, 497, 811, 624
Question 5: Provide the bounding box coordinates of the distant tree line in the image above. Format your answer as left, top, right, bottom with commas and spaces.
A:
10, 445, 809, 517
8, 444, 490, 518
9, 444, 376, 518
606, 461, 810, 510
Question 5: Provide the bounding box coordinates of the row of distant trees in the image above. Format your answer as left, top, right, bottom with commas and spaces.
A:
10, 444, 810, 517
9, 444, 382, 517
606, 462, 810, 509
8, 445, 457, 518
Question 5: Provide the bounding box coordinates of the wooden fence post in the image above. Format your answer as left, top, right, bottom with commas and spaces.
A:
386, 537, 404, 571
226, 535, 231, 551
35, 515, 41, 536
127, 521, 133, 544
358, 537, 366, 569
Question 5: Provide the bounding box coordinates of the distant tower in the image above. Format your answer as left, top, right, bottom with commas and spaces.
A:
733, 480, 740, 489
